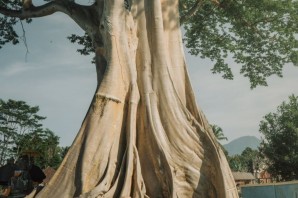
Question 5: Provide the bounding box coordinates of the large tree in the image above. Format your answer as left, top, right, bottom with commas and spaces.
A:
1, 0, 297, 197
259, 95, 298, 181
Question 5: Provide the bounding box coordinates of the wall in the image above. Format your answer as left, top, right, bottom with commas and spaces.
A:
242, 181, 298, 198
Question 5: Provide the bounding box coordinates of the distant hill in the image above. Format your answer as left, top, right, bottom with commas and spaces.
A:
223, 136, 261, 156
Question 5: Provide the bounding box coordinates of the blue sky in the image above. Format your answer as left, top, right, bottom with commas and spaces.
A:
0, 12, 297, 146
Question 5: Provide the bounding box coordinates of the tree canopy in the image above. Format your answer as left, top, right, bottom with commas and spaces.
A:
228, 147, 260, 173
0, 99, 45, 163
0, 99, 62, 168
259, 94, 298, 181
183, 0, 298, 88
1, 0, 297, 88
211, 124, 228, 141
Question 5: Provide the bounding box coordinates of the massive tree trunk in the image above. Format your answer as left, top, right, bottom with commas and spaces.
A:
19, 0, 238, 197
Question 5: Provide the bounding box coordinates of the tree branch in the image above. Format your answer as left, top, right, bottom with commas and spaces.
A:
0, 1, 66, 19
180, 0, 205, 25
0, 1, 101, 33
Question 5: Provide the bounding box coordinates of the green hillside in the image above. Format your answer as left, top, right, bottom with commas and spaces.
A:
223, 136, 261, 156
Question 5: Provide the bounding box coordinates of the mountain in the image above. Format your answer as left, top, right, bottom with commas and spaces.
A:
223, 136, 261, 156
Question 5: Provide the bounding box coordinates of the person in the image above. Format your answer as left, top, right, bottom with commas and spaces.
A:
28, 163, 46, 185
0, 158, 16, 197
28, 159, 46, 197
0, 187, 11, 198
15, 155, 46, 193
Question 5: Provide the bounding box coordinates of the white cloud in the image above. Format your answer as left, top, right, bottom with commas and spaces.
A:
1, 62, 30, 76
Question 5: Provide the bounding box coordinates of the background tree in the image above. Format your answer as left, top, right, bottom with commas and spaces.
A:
211, 124, 228, 141
240, 147, 260, 174
259, 94, 298, 181
0, 99, 45, 165
211, 124, 229, 156
228, 154, 245, 172
0, 99, 63, 168
58, 146, 70, 160
16, 128, 61, 169
228, 147, 260, 174
183, 0, 298, 88
0, 0, 297, 197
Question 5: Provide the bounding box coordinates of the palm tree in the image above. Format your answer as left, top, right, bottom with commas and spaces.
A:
211, 125, 228, 141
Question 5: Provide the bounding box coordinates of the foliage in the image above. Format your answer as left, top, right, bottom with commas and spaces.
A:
228, 147, 260, 173
181, 0, 298, 88
59, 146, 70, 160
228, 154, 244, 171
241, 147, 260, 173
259, 94, 298, 181
0, 0, 32, 49
1, 1, 297, 88
67, 33, 94, 56
0, 99, 45, 164
16, 128, 62, 168
211, 124, 228, 141
210, 124, 229, 157
0, 99, 63, 168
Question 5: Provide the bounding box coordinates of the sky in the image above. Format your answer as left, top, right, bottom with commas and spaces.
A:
0, 12, 297, 146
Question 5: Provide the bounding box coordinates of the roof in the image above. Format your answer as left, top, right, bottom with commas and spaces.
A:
232, 172, 255, 180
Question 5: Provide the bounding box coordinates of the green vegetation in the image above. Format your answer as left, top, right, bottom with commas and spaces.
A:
211, 124, 228, 141
181, 0, 298, 88
228, 147, 260, 173
211, 125, 261, 173
0, 99, 64, 168
259, 94, 298, 181
1, 1, 297, 88
222, 95, 298, 182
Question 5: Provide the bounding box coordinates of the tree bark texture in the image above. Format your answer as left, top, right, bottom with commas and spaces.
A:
33, 0, 238, 197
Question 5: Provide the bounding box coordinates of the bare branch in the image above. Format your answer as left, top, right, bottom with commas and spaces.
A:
19, 19, 29, 60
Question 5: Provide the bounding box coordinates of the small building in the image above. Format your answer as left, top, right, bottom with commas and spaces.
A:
232, 172, 255, 186
258, 170, 272, 184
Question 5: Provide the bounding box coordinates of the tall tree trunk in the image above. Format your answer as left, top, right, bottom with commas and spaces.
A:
36, 0, 238, 197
